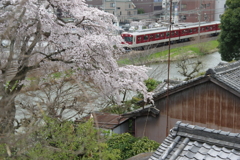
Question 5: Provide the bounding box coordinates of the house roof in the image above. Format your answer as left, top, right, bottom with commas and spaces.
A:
76, 112, 129, 130
153, 60, 240, 101
121, 104, 160, 118
149, 121, 240, 160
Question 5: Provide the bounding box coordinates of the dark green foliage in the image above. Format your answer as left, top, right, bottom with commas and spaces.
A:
0, 117, 159, 160
131, 137, 160, 155
101, 98, 141, 114
137, 78, 161, 99
144, 78, 161, 92
107, 133, 159, 160
218, 0, 240, 61
137, 9, 145, 14
0, 117, 120, 160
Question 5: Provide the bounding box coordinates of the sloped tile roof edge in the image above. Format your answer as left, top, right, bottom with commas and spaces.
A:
153, 60, 240, 100
121, 104, 160, 118
149, 121, 240, 160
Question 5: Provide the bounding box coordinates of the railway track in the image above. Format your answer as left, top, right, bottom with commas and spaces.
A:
120, 36, 218, 59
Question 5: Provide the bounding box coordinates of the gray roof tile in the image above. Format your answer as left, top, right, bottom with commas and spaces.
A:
198, 146, 209, 154
192, 152, 205, 159
232, 149, 240, 156
212, 145, 221, 152
227, 153, 240, 160
204, 154, 215, 160
228, 132, 239, 137
207, 148, 219, 157
219, 131, 230, 136
150, 121, 240, 160
218, 151, 229, 159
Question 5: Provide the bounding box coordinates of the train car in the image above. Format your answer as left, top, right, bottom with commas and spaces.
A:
121, 21, 220, 50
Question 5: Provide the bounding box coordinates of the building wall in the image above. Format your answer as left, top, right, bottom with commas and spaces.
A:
134, 82, 240, 143
85, 0, 103, 9
104, 0, 138, 23
214, 0, 226, 21
113, 121, 129, 134
179, 0, 215, 23
85, 0, 138, 23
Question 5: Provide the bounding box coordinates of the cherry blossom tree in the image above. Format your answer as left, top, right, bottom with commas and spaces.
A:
0, 0, 151, 134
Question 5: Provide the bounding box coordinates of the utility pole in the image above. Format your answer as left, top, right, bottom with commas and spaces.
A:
166, 0, 173, 137
114, 0, 119, 26
198, 0, 203, 42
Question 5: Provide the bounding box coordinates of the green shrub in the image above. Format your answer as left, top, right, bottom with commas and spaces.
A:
107, 133, 159, 160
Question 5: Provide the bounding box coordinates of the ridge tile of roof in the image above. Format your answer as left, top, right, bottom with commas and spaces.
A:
149, 121, 240, 160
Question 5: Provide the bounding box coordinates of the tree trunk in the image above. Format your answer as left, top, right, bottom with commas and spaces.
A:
0, 94, 16, 135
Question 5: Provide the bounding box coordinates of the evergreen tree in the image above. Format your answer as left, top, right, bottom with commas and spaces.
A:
218, 0, 240, 61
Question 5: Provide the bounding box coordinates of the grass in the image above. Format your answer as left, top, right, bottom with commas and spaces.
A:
118, 40, 219, 65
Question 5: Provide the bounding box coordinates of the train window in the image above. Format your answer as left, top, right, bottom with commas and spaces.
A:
189, 29, 192, 33
171, 32, 174, 36
193, 28, 197, 32
124, 36, 133, 43
202, 27, 205, 31
137, 37, 142, 41
144, 35, 148, 40
150, 35, 153, 39
166, 32, 170, 37
175, 31, 178, 35
210, 27, 212, 30
161, 33, 164, 37
206, 27, 209, 30
156, 34, 160, 38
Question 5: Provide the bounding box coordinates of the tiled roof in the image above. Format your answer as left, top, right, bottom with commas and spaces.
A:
206, 61, 240, 94
121, 104, 160, 118
149, 121, 240, 160
153, 60, 240, 99
76, 112, 129, 130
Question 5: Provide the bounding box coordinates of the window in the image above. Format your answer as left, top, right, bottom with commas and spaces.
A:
181, 4, 187, 9
144, 35, 148, 40
206, 27, 209, 30
166, 32, 170, 37
124, 36, 133, 43
156, 34, 160, 39
189, 29, 192, 33
193, 28, 197, 32
201, 4, 206, 8
110, 3, 115, 7
137, 37, 142, 41
154, 6, 162, 10
150, 35, 153, 39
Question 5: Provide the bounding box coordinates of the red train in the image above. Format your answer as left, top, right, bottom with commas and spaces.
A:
121, 21, 220, 50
